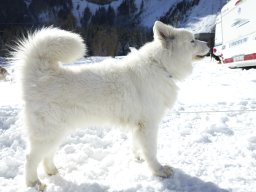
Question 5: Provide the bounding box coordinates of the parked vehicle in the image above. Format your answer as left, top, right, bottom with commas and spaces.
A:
213, 0, 256, 68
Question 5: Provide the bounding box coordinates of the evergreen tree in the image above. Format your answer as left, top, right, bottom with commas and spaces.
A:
81, 6, 92, 26
140, 0, 144, 12
0, 0, 29, 25
116, 0, 137, 26
91, 7, 107, 25
107, 6, 115, 25
118, 0, 137, 16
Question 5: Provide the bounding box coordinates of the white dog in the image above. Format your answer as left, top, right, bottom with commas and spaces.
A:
14, 21, 209, 190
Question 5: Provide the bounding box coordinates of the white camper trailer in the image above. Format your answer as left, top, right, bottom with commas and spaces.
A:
213, 0, 256, 68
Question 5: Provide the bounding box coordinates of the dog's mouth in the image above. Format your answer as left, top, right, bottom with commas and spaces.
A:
193, 46, 210, 60
193, 55, 203, 61
193, 54, 209, 61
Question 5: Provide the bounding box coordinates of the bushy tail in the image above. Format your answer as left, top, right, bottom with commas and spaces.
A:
13, 27, 86, 70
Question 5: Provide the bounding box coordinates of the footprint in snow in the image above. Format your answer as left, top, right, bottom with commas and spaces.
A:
206, 124, 234, 136
248, 136, 256, 151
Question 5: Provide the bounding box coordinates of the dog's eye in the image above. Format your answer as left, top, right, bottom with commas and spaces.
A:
191, 40, 195, 43
169, 36, 175, 40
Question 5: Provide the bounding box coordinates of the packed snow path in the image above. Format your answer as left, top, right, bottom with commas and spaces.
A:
0, 57, 256, 192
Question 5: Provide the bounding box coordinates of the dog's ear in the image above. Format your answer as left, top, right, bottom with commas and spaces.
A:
153, 21, 175, 47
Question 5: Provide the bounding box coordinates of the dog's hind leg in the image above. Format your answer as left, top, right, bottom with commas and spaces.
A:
134, 121, 173, 178
25, 140, 47, 190
25, 133, 63, 190
43, 132, 67, 176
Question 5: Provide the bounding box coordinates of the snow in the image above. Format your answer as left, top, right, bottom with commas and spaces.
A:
1, 57, 256, 192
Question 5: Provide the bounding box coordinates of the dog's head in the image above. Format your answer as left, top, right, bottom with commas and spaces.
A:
152, 21, 209, 80
153, 21, 209, 58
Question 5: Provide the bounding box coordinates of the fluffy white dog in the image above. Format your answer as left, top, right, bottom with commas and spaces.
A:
14, 21, 209, 190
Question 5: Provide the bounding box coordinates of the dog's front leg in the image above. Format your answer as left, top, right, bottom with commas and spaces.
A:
134, 121, 173, 178
132, 127, 144, 162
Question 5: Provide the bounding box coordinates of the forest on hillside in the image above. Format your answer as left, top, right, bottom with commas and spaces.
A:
0, 0, 209, 56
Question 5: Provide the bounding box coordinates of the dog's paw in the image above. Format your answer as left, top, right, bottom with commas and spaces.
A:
27, 180, 47, 192
153, 165, 173, 178
36, 182, 47, 192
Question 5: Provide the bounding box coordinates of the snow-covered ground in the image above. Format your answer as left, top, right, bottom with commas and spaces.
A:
0, 57, 256, 192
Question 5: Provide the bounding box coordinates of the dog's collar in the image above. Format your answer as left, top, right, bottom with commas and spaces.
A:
149, 56, 172, 79
159, 61, 173, 79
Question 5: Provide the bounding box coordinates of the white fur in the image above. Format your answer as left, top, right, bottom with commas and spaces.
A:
14, 22, 209, 189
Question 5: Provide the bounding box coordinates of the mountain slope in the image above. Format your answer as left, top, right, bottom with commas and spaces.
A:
71, 0, 226, 32
181, 0, 226, 32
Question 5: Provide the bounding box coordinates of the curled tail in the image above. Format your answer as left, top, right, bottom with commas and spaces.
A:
13, 27, 86, 70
